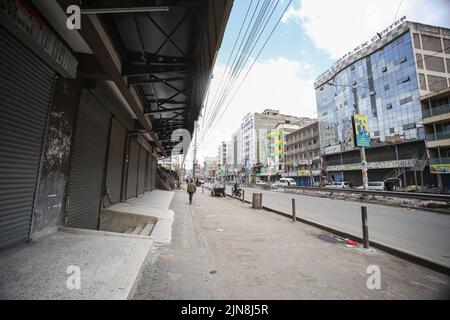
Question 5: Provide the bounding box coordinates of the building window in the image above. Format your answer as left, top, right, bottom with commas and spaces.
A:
384, 84, 390, 91
381, 66, 387, 73
397, 76, 410, 85
403, 123, 416, 130
400, 96, 413, 105
394, 56, 407, 66
386, 103, 393, 109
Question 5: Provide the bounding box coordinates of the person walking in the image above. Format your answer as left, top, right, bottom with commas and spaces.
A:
187, 179, 197, 205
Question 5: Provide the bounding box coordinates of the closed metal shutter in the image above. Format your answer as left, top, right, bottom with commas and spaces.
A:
0, 27, 55, 250
65, 90, 110, 229
137, 147, 147, 196
105, 119, 126, 205
147, 152, 154, 191
151, 155, 157, 190
126, 138, 140, 200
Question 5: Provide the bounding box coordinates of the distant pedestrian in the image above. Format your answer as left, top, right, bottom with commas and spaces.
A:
187, 179, 197, 205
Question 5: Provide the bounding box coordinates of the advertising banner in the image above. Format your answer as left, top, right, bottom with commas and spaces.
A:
430, 164, 450, 174
353, 114, 370, 147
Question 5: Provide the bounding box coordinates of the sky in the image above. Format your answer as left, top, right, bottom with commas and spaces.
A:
185, 0, 450, 168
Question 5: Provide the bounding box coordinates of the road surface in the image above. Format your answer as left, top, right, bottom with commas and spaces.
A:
206, 183, 450, 268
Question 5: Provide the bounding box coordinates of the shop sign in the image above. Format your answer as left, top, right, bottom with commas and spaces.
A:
0, 0, 78, 78
430, 164, 450, 174
298, 160, 312, 165
324, 144, 341, 155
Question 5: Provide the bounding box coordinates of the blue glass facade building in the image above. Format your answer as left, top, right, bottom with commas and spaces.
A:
314, 21, 450, 187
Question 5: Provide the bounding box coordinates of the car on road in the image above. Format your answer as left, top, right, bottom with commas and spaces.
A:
324, 181, 351, 189
255, 179, 267, 185
357, 181, 386, 191
273, 178, 297, 187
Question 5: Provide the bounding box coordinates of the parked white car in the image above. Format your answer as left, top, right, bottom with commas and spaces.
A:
255, 179, 267, 185
273, 178, 297, 187
357, 181, 385, 191
324, 181, 351, 189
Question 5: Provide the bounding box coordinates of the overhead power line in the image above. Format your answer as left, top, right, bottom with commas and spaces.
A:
205, 0, 294, 136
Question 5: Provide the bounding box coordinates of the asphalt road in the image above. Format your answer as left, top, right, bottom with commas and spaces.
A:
206, 183, 450, 268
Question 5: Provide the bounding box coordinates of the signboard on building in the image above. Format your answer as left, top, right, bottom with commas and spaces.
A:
298, 160, 312, 165
324, 144, 341, 155
353, 114, 370, 147
430, 164, 450, 174
0, 0, 78, 78
326, 159, 417, 171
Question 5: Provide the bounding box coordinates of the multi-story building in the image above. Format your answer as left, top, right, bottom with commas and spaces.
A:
258, 122, 311, 180
239, 109, 313, 181
204, 156, 219, 180
231, 129, 242, 181
218, 140, 233, 179
315, 19, 450, 188
422, 89, 450, 192
285, 121, 321, 186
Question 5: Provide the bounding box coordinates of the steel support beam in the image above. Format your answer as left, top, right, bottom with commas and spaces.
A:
145, 107, 187, 115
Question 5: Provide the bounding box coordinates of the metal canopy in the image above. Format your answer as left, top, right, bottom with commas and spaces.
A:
90, 0, 233, 154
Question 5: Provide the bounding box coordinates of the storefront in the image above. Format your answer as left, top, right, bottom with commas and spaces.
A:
0, 1, 77, 249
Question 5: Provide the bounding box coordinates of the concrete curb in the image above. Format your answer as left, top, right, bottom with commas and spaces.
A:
58, 226, 152, 239
205, 186, 450, 276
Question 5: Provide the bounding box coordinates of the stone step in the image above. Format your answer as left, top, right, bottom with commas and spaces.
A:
139, 223, 155, 236
131, 225, 144, 235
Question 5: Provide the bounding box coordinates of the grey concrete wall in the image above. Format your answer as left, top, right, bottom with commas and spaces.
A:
32, 78, 81, 239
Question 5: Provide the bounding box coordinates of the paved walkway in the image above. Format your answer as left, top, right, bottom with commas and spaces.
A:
211, 183, 450, 268
132, 189, 450, 299
133, 190, 211, 299
0, 190, 175, 300
0, 230, 152, 300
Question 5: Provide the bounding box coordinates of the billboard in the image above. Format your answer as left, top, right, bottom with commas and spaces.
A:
353, 114, 370, 147
430, 164, 450, 174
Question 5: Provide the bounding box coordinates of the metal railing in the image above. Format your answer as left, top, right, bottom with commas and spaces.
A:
422, 104, 450, 118
430, 157, 450, 165
426, 132, 450, 141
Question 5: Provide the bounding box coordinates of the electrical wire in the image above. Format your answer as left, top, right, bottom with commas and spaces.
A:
205, 0, 294, 136
204, 0, 280, 134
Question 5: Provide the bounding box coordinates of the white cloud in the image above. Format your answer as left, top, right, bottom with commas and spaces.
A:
197, 57, 317, 161
284, 0, 450, 59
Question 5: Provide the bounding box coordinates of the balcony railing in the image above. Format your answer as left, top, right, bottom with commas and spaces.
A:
430, 157, 450, 164
422, 104, 450, 118
426, 132, 450, 141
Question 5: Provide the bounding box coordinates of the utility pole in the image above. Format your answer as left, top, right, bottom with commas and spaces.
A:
352, 87, 369, 190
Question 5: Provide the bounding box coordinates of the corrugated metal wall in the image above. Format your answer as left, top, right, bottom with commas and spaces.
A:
0, 27, 55, 250
105, 118, 126, 205
65, 90, 110, 229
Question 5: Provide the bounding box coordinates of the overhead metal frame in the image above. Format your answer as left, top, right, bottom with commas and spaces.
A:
63, 0, 233, 155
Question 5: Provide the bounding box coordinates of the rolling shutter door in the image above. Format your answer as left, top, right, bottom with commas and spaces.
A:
126, 138, 140, 200
137, 147, 147, 196
105, 119, 126, 205
0, 27, 55, 250
65, 90, 110, 229
147, 152, 154, 191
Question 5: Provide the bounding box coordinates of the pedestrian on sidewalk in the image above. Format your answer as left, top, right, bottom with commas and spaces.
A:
187, 179, 197, 205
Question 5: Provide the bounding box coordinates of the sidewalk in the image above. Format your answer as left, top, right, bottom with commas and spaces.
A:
0, 190, 174, 300
133, 190, 450, 299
